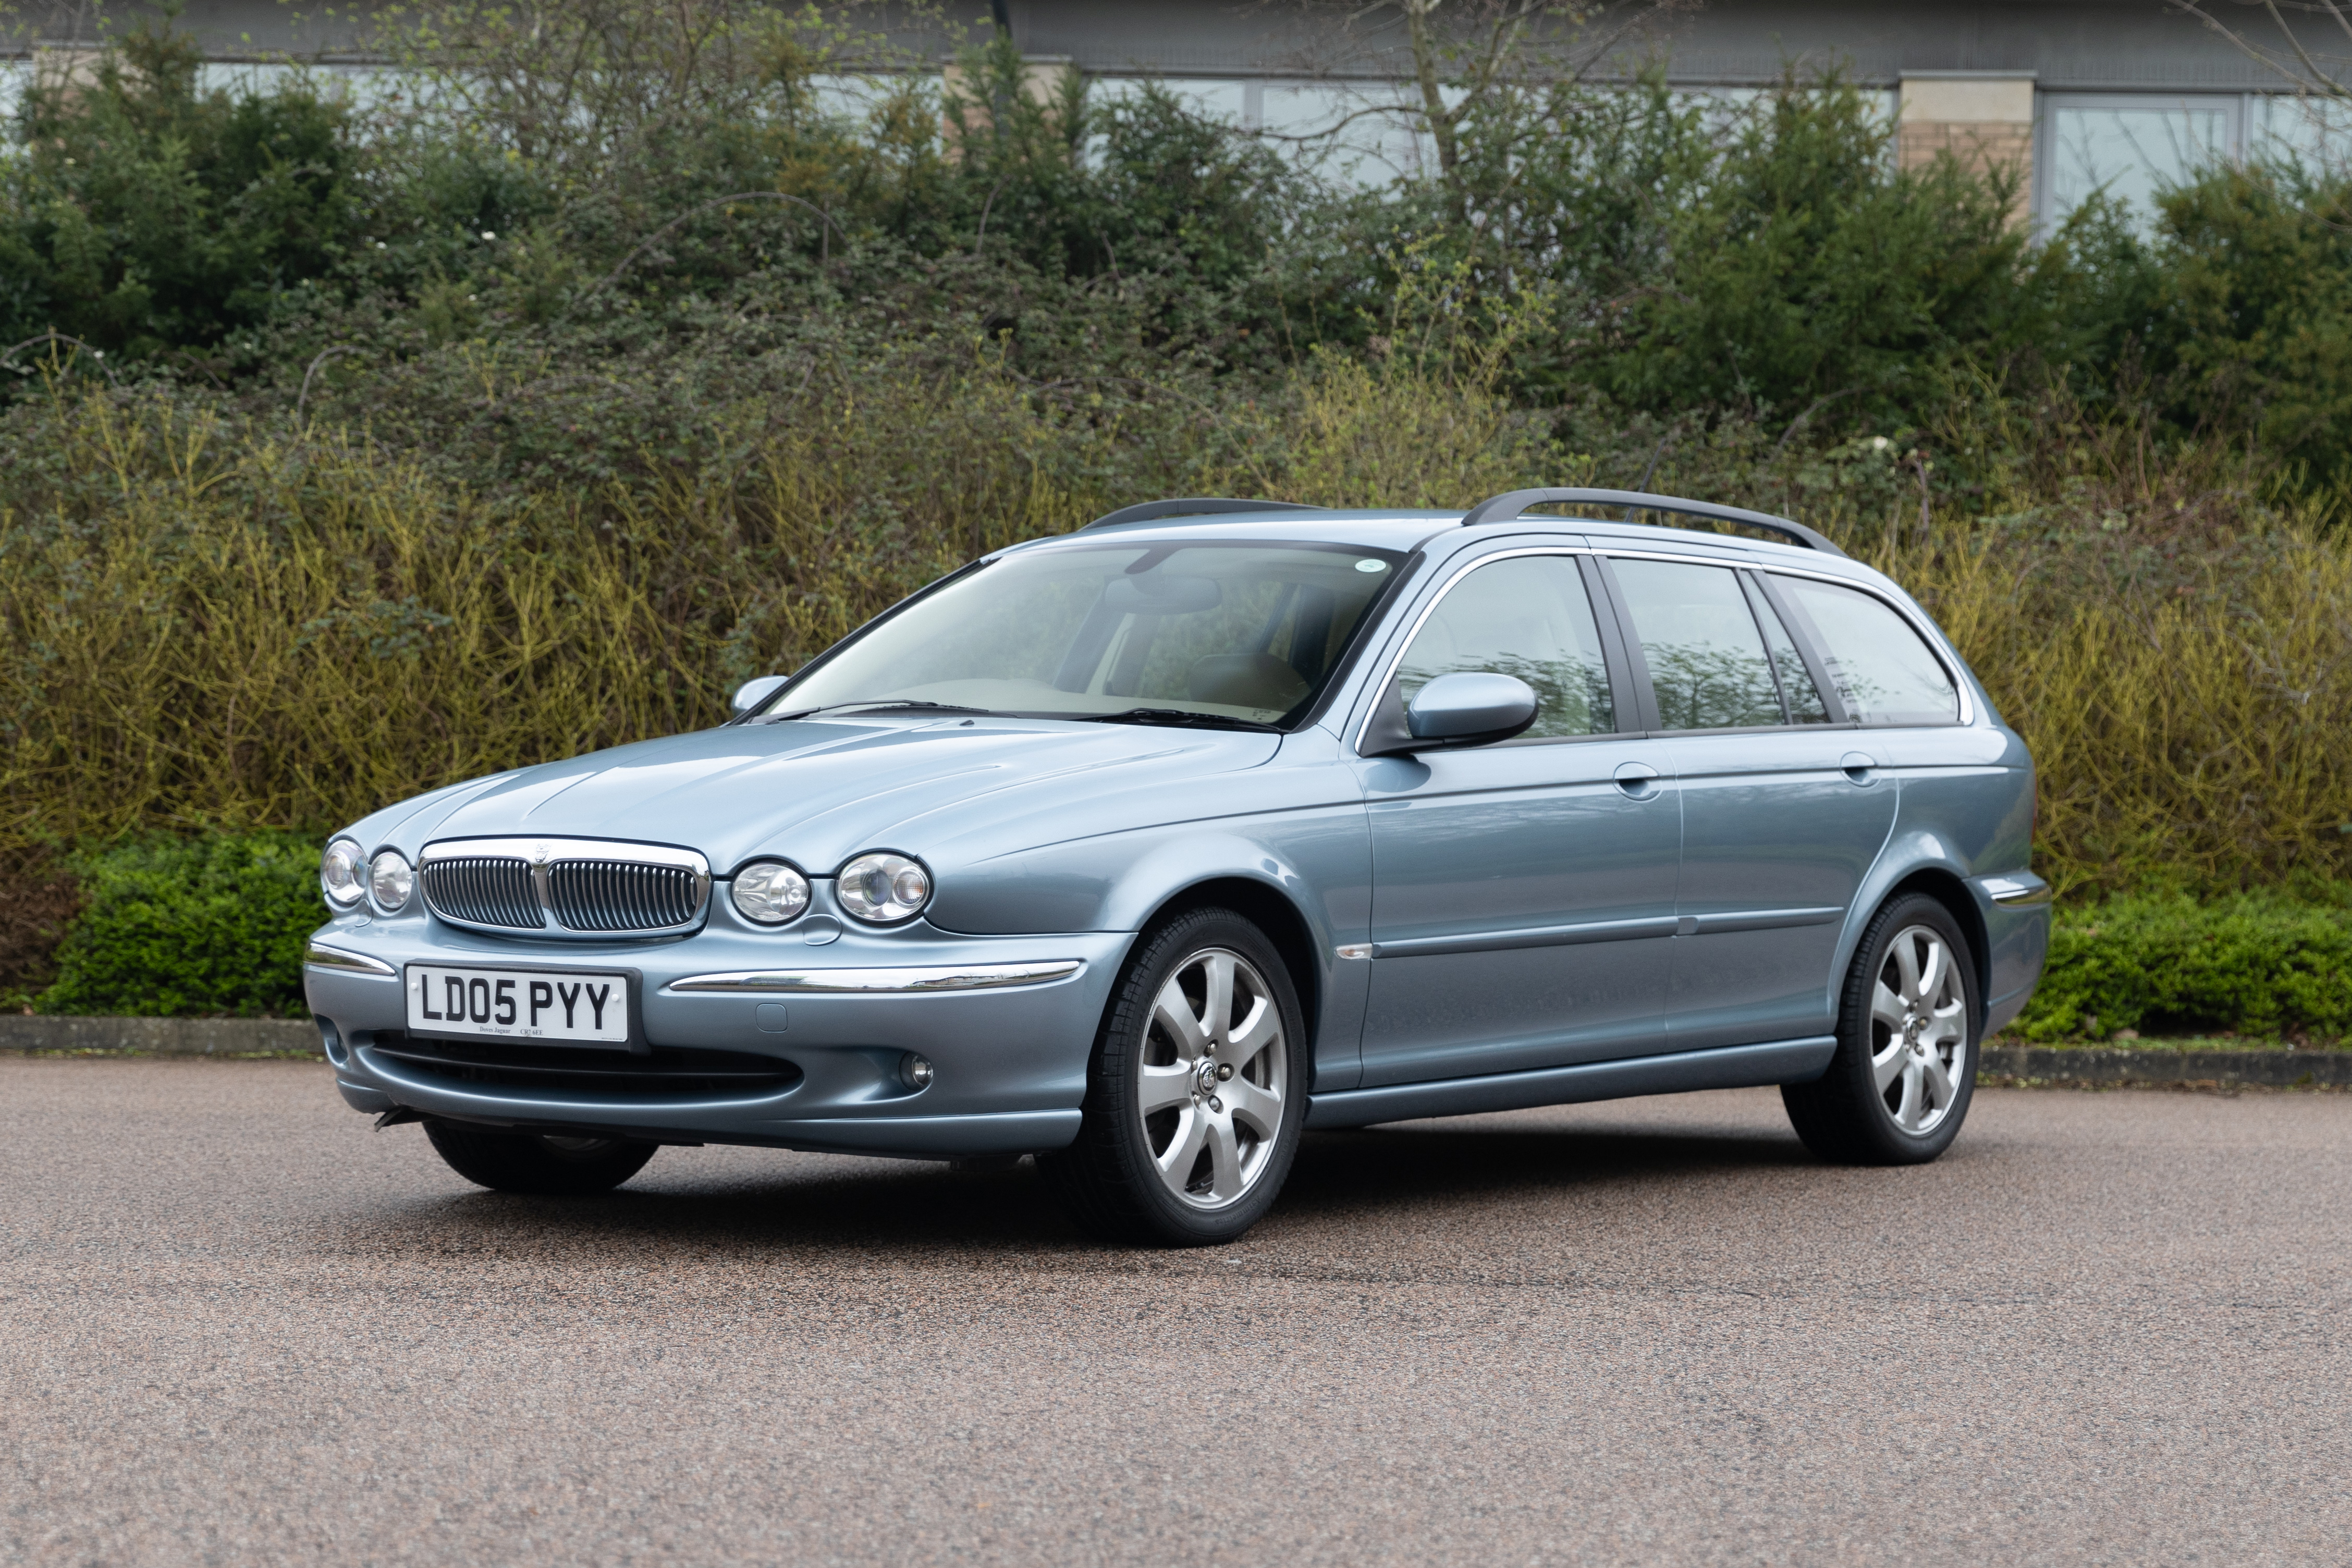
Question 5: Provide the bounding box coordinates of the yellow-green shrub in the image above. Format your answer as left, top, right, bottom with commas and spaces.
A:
4, 372, 2349, 901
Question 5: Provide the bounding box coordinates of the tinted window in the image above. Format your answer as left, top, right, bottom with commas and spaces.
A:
1393, 556, 1614, 738
1772, 577, 1959, 725
1609, 559, 1783, 730
1741, 573, 1831, 724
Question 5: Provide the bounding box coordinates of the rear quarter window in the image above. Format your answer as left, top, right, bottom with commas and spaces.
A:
1771, 577, 1960, 725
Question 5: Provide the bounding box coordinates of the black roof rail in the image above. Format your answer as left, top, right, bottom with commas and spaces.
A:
1459, 487, 1846, 558
1080, 497, 1327, 532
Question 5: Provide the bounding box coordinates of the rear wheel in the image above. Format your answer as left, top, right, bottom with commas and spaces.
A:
424, 1120, 657, 1195
1040, 908, 1307, 1246
1782, 893, 1978, 1165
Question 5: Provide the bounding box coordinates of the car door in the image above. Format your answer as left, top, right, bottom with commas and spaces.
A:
1595, 553, 1901, 1051
1353, 547, 1681, 1086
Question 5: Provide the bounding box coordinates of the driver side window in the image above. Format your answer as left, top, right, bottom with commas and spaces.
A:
1392, 555, 1616, 738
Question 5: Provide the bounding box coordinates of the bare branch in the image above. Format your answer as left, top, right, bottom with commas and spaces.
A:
1, 332, 119, 387
2169, 0, 2350, 100
297, 345, 366, 425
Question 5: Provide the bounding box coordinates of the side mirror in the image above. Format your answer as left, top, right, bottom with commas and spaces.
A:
730, 674, 789, 717
1404, 672, 1539, 748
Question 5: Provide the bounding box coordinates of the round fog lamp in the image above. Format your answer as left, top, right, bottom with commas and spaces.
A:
320, 839, 364, 906
838, 852, 930, 924
900, 1054, 935, 1091
369, 849, 414, 913
732, 861, 811, 925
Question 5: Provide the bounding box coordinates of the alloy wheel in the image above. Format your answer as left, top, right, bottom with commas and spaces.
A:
1869, 923, 1969, 1135
1135, 948, 1289, 1209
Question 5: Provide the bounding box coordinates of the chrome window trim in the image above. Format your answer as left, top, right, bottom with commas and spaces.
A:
303, 941, 397, 977
1351, 545, 1604, 757
419, 837, 712, 938
667, 960, 1085, 994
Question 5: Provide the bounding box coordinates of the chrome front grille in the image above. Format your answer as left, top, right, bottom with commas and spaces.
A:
419, 838, 710, 938
420, 855, 540, 930
547, 860, 702, 932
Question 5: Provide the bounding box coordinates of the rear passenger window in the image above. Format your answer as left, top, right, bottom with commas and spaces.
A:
1393, 555, 1615, 737
1741, 574, 1831, 724
1608, 559, 1784, 730
1771, 577, 1959, 725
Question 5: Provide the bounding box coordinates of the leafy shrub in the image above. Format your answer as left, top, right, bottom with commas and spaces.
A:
1587, 74, 2043, 422
2154, 165, 2352, 493
0, 26, 360, 357
2014, 890, 2352, 1043
36, 833, 321, 1017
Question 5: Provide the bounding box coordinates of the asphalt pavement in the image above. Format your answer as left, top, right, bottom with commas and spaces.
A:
4, 1057, 2346, 1566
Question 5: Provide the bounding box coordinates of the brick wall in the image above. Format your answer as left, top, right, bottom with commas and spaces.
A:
1897, 75, 2037, 226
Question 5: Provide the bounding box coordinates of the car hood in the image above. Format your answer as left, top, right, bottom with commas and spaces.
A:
353, 716, 1283, 874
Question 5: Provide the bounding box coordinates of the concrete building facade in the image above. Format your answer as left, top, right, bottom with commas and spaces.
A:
7, 1, 2345, 229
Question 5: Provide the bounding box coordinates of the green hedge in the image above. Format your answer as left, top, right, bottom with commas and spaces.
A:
19, 832, 2352, 1040
2014, 890, 2352, 1043
37, 833, 321, 1018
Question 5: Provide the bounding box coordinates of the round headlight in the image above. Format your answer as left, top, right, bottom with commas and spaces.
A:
837, 852, 930, 924
732, 861, 811, 925
321, 839, 364, 906
369, 849, 414, 913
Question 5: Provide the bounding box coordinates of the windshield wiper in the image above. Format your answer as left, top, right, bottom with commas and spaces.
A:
1075, 707, 1283, 733
764, 700, 996, 722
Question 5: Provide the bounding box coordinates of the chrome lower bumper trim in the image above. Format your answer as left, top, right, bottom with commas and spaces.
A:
304, 942, 397, 977
666, 960, 1085, 995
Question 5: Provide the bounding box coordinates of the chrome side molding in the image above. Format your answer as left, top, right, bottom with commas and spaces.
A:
668, 960, 1085, 995
1978, 874, 2053, 907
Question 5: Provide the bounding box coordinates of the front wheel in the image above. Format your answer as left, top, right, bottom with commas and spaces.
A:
424, 1120, 657, 1195
1782, 892, 1979, 1165
1040, 908, 1308, 1246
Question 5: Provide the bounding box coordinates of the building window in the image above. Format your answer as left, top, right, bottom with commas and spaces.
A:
2037, 92, 2243, 230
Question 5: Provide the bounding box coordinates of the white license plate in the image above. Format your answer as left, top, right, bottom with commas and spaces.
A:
406, 964, 631, 1046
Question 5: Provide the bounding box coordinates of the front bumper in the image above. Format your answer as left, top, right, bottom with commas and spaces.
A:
304, 892, 1132, 1159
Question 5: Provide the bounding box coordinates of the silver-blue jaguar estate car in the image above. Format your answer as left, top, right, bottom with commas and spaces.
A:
305, 487, 2050, 1244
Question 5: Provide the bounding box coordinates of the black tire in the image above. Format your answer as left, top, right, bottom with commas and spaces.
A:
1039, 908, 1309, 1246
423, 1120, 657, 1195
1782, 892, 1980, 1165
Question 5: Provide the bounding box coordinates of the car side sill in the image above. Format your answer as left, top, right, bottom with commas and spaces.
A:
1304, 1036, 1836, 1129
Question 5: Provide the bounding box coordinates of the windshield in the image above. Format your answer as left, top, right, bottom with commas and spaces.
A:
759, 541, 1407, 728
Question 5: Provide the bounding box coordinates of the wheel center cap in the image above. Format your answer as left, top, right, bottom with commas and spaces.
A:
1194, 1059, 1222, 1098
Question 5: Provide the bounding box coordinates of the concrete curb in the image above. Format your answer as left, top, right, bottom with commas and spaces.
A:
1977, 1044, 2352, 1088
0, 1014, 321, 1056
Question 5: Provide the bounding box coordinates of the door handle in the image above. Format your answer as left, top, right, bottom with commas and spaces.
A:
1841, 751, 1880, 786
1613, 762, 1661, 800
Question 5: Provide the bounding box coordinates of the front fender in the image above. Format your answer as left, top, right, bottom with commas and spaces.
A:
928, 807, 1375, 1091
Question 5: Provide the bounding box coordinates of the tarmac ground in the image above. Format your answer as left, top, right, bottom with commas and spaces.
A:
3, 1056, 2346, 1565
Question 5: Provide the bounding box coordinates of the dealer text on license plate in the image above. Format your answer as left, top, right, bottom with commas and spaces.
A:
406, 964, 630, 1045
